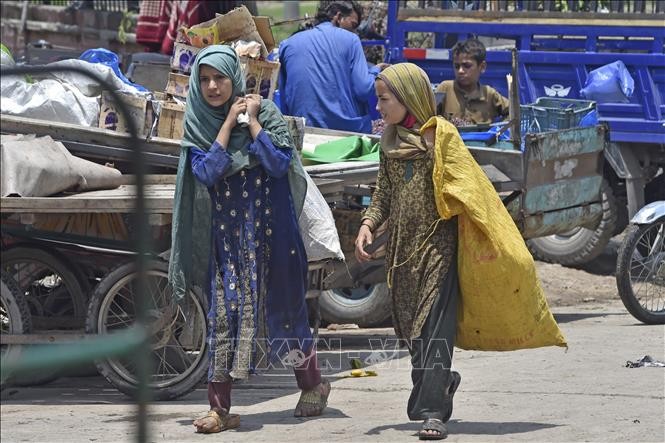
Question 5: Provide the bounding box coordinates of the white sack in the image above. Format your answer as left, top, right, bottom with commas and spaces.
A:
298, 171, 344, 262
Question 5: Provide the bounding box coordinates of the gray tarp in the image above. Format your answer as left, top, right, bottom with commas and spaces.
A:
1, 134, 122, 197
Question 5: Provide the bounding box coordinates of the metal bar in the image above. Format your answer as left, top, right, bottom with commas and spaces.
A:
1, 64, 151, 443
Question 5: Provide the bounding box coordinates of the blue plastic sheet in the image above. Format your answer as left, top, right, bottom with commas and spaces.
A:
79, 48, 148, 92
580, 60, 634, 103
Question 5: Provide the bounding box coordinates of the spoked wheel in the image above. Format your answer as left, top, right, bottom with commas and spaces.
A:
86, 260, 208, 400
1, 270, 32, 390
1, 246, 89, 386
616, 221, 665, 324
1, 246, 88, 330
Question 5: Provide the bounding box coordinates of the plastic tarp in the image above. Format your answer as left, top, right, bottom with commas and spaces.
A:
1, 59, 148, 126
301, 135, 380, 164
425, 116, 567, 351
298, 171, 344, 262
1, 134, 122, 197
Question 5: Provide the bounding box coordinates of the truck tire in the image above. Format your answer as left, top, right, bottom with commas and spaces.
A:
319, 283, 391, 327
1, 270, 32, 390
527, 180, 618, 266
86, 260, 208, 400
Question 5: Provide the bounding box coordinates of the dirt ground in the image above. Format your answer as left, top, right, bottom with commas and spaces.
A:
535, 238, 622, 307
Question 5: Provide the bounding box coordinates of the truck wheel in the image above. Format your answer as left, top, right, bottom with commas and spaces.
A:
616, 222, 665, 324
319, 283, 391, 327
1, 270, 32, 390
86, 260, 208, 400
527, 180, 617, 266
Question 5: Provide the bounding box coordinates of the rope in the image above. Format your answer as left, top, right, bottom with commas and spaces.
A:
386, 217, 443, 288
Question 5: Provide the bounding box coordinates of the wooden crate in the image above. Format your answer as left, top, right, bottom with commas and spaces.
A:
98, 91, 153, 138
239, 58, 279, 100
165, 72, 190, 98
157, 101, 186, 140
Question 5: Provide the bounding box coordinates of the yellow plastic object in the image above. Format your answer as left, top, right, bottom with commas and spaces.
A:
423, 116, 567, 351
183, 24, 221, 48
348, 369, 378, 377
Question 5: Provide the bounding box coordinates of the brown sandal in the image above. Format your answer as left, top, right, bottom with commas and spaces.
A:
293, 379, 331, 417
193, 410, 240, 434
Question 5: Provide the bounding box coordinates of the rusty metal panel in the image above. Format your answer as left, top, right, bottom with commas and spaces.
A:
520, 203, 603, 239
524, 176, 603, 214
521, 125, 605, 219
525, 125, 606, 162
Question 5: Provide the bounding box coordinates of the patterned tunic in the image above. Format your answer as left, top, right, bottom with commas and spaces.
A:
190, 131, 313, 382
363, 152, 457, 341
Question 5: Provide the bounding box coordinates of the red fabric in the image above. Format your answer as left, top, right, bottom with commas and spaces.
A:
136, 1, 216, 54
401, 113, 417, 129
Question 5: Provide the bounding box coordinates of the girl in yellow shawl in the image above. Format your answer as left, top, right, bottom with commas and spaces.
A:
356, 63, 565, 440
356, 63, 460, 440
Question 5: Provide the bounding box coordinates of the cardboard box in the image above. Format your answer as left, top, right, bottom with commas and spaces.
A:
157, 100, 186, 140
165, 72, 190, 98
239, 58, 280, 100
98, 91, 153, 138
171, 42, 200, 74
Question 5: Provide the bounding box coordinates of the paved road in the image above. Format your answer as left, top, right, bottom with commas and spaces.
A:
1, 301, 664, 442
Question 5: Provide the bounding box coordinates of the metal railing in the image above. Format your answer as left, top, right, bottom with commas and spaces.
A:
0, 63, 151, 442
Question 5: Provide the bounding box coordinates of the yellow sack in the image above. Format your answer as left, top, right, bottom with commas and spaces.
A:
423, 116, 567, 351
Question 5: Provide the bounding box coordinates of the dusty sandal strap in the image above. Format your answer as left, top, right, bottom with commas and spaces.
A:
419, 418, 447, 440
294, 379, 331, 417
194, 410, 240, 434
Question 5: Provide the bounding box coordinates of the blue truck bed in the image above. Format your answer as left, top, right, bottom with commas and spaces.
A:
378, 3, 665, 145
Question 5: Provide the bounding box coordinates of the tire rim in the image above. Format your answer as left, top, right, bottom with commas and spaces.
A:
629, 222, 665, 315
327, 284, 381, 306
97, 269, 206, 388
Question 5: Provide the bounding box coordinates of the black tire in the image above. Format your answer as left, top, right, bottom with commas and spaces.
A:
0, 246, 90, 386
86, 260, 208, 400
319, 283, 392, 327
1, 270, 32, 389
1, 246, 88, 329
528, 180, 618, 266
616, 222, 665, 324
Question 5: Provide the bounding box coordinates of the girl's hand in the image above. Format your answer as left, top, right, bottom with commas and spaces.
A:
354, 225, 374, 263
245, 94, 262, 120
225, 97, 246, 127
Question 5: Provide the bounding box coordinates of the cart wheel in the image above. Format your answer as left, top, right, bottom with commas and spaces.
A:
1, 246, 91, 386
1, 270, 32, 390
1, 246, 89, 329
86, 260, 208, 401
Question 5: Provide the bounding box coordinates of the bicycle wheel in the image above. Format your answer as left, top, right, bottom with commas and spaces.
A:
616, 221, 665, 324
1, 270, 32, 389
86, 260, 208, 400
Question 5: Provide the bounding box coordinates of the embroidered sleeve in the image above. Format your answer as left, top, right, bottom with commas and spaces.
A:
362, 152, 391, 229
247, 129, 292, 178
190, 141, 233, 187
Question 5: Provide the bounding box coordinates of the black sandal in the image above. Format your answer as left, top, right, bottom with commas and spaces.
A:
442, 371, 461, 422
419, 418, 447, 440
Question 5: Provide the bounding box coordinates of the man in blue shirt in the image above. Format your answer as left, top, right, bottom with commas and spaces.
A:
278, 1, 388, 134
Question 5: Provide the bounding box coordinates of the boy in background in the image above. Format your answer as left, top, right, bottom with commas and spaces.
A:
436, 38, 510, 125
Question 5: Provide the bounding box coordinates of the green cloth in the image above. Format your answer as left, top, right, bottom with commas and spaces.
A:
301, 135, 380, 163
168, 45, 307, 302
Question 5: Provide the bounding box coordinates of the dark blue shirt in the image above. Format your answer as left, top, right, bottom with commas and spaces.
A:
279, 22, 380, 134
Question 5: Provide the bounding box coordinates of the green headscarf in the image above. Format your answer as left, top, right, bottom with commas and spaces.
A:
377, 63, 436, 159
169, 45, 307, 302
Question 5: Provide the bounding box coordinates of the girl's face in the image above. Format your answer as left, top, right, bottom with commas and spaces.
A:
375, 79, 408, 125
199, 64, 233, 107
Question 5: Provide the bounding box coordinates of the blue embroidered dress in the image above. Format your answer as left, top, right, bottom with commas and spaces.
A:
190, 130, 313, 381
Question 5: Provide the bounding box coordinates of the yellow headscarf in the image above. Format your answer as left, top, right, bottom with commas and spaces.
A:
377, 63, 436, 159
